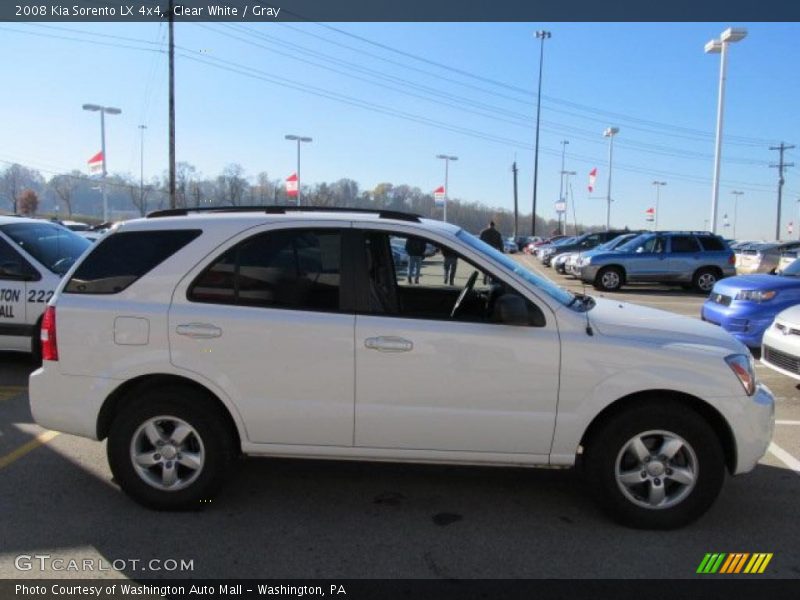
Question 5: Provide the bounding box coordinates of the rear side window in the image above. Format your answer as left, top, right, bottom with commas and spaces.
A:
64, 230, 201, 294
670, 235, 701, 253
188, 229, 342, 312
697, 236, 725, 251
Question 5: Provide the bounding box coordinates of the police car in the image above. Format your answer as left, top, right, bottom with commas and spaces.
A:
0, 216, 91, 356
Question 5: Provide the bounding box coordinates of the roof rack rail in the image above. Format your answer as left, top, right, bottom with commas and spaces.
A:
146, 205, 422, 223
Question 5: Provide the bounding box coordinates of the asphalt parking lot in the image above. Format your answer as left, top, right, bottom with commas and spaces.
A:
1, 255, 799, 580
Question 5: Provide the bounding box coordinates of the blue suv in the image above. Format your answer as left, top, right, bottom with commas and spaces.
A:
578, 231, 735, 292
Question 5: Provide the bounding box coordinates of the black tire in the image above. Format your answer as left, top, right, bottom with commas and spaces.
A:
584, 400, 725, 529
692, 268, 719, 293
594, 266, 624, 291
107, 387, 237, 510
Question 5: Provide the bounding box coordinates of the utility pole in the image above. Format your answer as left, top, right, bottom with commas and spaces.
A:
512, 161, 519, 238
770, 142, 795, 241
531, 30, 551, 237
558, 140, 569, 235
730, 190, 743, 239
168, 0, 176, 209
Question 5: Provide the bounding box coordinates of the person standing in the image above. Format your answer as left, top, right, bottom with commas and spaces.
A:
405, 236, 427, 284
479, 221, 503, 284
442, 246, 458, 285
479, 221, 504, 252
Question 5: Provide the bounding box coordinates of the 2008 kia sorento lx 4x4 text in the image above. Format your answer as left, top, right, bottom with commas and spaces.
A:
29, 207, 774, 529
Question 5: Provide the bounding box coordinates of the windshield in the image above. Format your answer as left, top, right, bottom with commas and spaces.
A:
0, 222, 91, 275
781, 258, 800, 277
553, 236, 576, 246
603, 234, 636, 250
616, 233, 652, 252
457, 230, 575, 307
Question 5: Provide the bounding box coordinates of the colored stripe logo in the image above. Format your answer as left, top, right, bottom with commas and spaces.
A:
697, 553, 773, 574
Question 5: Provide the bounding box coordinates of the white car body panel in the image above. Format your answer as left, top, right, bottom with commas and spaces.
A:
29, 212, 774, 480
762, 305, 800, 382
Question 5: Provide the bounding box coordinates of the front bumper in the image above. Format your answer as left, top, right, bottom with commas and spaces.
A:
727, 384, 775, 474
700, 300, 774, 348
761, 324, 800, 382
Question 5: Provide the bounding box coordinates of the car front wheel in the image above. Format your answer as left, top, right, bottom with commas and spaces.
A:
107, 388, 237, 510
594, 266, 624, 291
584, 401, 725, 529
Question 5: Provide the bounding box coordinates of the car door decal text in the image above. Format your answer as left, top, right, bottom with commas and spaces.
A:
0, 288, 21, 318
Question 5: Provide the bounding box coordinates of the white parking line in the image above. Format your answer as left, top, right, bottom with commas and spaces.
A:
768, 442, 800, 476
775, 420, 800, 425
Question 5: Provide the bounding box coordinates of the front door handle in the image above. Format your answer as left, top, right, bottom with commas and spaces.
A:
365, 336, 413, 352
176, 323, 222, 339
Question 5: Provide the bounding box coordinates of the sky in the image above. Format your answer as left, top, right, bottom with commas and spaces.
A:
0, 20, 798, 240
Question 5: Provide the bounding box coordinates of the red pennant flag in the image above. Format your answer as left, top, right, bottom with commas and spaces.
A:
588, 168, 597, 193
286, 172, 298, 197
87, 151, 104, 176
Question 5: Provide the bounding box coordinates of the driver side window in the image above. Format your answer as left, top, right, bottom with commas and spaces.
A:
362, 232, 541, 326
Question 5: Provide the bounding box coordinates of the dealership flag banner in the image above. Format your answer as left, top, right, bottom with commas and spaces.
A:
87, 151, 104, 176
645, 207, 655, 222
588, 168, 597, 193
286, 172, 298, 198
434, 185, 446, 207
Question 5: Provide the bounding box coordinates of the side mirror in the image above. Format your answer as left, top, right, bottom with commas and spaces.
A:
495, 294, 530, 326
636, 247, 644, 254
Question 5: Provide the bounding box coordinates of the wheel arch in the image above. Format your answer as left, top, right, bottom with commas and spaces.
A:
578, 390, 736, 474
694, 265, 723, 281
96, 373, 242, 451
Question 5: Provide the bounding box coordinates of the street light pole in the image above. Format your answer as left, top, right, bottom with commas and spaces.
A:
731, 190, 743, 239
652, 181, 666, 230
82, 103, 121, 222
285, 134, 312, 206
436, 154, 458, 223
561, 170, 576, 233
705, 27, 747, 234
603, 127, 619, 231
531, 30, 551, 237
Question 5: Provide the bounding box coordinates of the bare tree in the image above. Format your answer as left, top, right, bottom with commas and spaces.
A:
1, 163, 43, 213
217, 163, 248, 206
50, 172, 80, 217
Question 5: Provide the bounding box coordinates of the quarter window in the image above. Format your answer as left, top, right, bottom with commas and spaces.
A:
189, 229, 342, 312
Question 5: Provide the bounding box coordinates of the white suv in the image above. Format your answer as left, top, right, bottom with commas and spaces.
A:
0, 216, 91, 356
30, 207, 774, 529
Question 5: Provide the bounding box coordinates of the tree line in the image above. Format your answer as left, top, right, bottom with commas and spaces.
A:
0, 161, 594, 236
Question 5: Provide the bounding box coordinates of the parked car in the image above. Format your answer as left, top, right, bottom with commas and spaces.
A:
503, 237, 518, 254
0, 216, 91, 356
737, 242, 800, 275
535, 236, 576, 261
578, 231, 735, 292
526, 235, 567, 255
701, 257, 800, 348
30, 206, 773, 529
516, 236, 541, 252
776, 248, 799, 273
566, 233, 640, 278
540, 230, 630, 267
553, 251, 577, 274
762, 305, 800, 381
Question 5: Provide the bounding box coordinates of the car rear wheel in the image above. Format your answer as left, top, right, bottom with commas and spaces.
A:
584, 401, 725, 529
693, 268, 718, 293
594, 266, 624, 291
107, 387, 237, 510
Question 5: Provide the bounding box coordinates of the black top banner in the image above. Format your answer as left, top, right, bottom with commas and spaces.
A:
2, 0, 799, 22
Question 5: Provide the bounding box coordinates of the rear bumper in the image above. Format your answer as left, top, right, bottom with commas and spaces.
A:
29, 365, 116, 440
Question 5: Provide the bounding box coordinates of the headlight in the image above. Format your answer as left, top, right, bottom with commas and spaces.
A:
735, 290, 777, 302
725, 354, 756, 396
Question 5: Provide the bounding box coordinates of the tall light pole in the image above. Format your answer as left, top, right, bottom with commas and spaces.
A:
284, 134, 312, 206
603, 127, 619, 231
138, 124, 147, 211
705, 27, 747, 234
558, 140, 569, 235
652, 181, 666, 230
436, 154, 458, 222
531, 30, 551, 237
561, 170, 576, 233
731, 190, 744, 239
82, 103, 121, 222
796, 198, 800, 242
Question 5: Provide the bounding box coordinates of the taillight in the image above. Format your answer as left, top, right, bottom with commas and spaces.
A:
41, 306, 58, 361
728, 254, 735, 265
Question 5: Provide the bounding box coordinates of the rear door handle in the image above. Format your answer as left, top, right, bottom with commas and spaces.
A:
176, 323, 222, 339
365, 336, 413, 352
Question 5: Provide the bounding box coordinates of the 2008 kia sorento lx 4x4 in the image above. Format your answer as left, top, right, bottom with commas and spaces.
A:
29, 207, 774, 529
